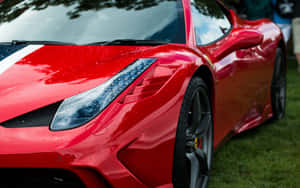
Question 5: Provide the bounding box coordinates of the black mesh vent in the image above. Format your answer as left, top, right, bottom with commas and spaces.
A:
0, 44, 27, 61
0, 168, 85, 188
0, 102, 61, 128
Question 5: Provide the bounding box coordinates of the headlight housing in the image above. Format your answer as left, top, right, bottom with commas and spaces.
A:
50, 58, 156, 131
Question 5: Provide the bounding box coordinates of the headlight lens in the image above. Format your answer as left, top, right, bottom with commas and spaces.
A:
50, 58, 156, 131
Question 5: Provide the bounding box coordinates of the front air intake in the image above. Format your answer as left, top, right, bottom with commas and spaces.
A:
0, 168, 86, 188
0, 102, 61, 128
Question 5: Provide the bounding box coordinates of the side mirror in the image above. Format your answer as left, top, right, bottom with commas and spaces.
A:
213, 29, 263, 60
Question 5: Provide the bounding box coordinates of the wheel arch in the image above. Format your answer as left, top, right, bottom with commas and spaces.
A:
172, 65, 215, 188
191, 65, 215, 111
191, 65, 216, 144
278, 39, 285, 52
278, 39, 287, 67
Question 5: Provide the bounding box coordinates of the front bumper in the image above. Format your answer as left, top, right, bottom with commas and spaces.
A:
0, 124, 144, 188
0, 59, 188, 188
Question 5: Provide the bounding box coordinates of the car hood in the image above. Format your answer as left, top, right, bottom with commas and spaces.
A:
0, 45, 150, 123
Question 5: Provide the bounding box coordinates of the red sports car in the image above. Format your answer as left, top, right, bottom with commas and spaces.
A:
0, 0, 286, 187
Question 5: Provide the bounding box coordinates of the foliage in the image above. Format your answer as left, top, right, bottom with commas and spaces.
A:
0, 0, 232, 25
0, 0, 175, 22
192, 0, 224, 18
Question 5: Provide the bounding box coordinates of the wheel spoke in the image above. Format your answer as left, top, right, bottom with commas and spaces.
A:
275, 77, 286, 113
191, 92, 202, 132
191, 91, 211, 137
195, 113, 212, 137
182, 80, 213, 188
186, 152, 200, 188
279, 88, 286, 111
195, 148, 209, 176
273, 80, 285, 88
275, 92, 281, 111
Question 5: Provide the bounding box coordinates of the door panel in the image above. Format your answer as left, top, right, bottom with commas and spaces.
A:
202, 44, 263, 145
190, 0, 272, 144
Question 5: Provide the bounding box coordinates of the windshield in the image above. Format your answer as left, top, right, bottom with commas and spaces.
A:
0, 0, 185, 45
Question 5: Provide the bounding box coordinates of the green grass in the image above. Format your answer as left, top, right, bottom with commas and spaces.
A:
210, 60, 300, 188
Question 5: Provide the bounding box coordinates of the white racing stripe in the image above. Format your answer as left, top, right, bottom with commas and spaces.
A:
0, 45, 44, 75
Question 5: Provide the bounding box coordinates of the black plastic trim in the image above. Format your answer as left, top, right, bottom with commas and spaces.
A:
0, 102, 61, 128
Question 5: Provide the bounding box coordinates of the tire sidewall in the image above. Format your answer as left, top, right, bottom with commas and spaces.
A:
271, 48, 287, 120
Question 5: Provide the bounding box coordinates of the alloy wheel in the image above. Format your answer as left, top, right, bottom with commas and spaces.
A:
185, 87, 213, 188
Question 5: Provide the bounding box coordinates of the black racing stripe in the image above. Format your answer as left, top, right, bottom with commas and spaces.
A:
0, 44, 27, 61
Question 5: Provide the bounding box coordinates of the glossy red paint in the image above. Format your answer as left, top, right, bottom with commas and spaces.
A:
0, 0, 283, 187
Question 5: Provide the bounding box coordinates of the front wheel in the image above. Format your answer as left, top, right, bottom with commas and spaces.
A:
173, 77, 213, 188
271, 48, 287, 120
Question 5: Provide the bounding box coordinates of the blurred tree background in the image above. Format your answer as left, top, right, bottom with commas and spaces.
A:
0, 0, 246, 25
0, 0, 176, 23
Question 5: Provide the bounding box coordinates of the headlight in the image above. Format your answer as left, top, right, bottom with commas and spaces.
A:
50, 58, 156, 131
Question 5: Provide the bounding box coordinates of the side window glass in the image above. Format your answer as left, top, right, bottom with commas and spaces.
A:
190, 0, 231, 45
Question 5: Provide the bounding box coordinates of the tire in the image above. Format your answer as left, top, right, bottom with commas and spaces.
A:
173, 77, 213, 188
271, 48, 287, 120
